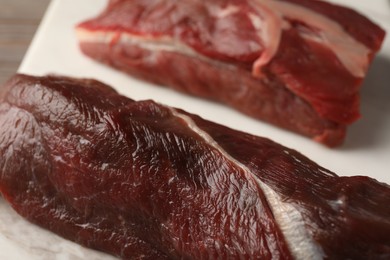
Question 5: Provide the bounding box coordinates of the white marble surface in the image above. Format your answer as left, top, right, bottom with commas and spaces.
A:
0, 0, 389, 259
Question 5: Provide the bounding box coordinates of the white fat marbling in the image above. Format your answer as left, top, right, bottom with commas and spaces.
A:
249, 0, 370, 77
170, 108, 324, 259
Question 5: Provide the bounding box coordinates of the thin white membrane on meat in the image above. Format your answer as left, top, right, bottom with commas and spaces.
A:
169, 107, 325, 260
77, 0, 371, 78
249, 0, 370, 77
76, 29, 237, 70
76, 30, 198, 57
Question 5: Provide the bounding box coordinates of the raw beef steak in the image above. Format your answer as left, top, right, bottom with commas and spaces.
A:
0, 74, 389, 259
76, 0, 386, 146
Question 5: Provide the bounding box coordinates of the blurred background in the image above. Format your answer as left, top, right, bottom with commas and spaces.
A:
0, 0, 50, 84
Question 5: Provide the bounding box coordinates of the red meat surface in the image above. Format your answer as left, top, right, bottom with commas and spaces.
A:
0, 74, 389, 259
76, 0, 385, 146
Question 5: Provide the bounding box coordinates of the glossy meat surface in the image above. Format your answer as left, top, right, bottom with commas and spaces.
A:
0, 74, 389, 259
76, 0, 385, 146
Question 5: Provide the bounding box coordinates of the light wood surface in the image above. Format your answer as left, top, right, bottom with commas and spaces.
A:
0, 0, 51, 84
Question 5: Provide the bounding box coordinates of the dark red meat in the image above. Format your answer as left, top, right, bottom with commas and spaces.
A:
76, 0, 385, 146
0, 74, 389, 259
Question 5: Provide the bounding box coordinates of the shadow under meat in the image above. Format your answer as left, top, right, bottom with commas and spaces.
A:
341, 55, 390, 150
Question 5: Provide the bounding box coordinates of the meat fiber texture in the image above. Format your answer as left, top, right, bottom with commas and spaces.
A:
76, 0, 386, 147
0, 74, 389, 259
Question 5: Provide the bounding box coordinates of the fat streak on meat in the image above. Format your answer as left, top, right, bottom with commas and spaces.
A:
76, 0, 386, 146
0, 74, 389, 259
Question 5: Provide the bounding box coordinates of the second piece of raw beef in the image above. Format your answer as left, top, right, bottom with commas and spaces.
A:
76, 0, 385, 146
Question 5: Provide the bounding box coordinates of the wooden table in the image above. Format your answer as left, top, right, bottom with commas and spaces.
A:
0, 0, 50, 84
